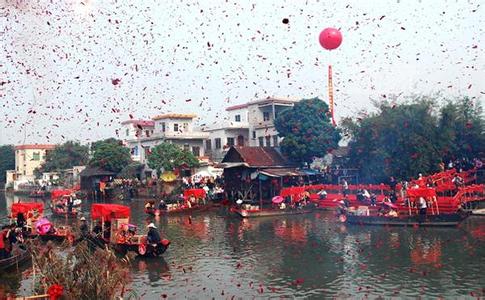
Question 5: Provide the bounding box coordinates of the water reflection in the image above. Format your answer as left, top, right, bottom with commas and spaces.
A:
1, 192, 485, 298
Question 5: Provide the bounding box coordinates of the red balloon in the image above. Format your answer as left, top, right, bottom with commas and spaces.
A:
319, 28, 342, 50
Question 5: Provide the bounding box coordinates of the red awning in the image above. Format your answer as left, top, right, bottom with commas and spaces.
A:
51, 189, 73, 199
184, 189, 206, 199
91, 204, 130, 221
10, 202, 44, 218
407, 187, 436, 198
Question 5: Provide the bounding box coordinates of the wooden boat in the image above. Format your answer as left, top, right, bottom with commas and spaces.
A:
50, 195, 81, 218
341, 211, 469, 226
91, 204, 170, 257
0, 246, 30, 271
10, 203, 75, 243
146, 204, 211, 216
231, 207, 314, 218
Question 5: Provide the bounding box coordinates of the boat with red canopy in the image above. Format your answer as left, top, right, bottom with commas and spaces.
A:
91, 203, 170, 256
339, 187, 470, 226
145, 188, 211, 216
10, 202, 74, 242
231, 187, 315, 218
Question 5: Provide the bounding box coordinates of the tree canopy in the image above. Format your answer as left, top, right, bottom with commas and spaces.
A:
342, 96, 484, 183
89, 139, 131, 173
0, 145, 15, 184
36, 141, 89, 175
274, 98, 341, 164
147, 142, 199, 173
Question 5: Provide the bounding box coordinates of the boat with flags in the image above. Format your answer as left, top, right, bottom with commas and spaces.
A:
91, 203, 170, 256
338, 187, 470, 226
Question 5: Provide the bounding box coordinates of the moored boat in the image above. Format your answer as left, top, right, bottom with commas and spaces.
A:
231, 207, 314, 218
341, 211, 469, 226
0, 246, 30, 271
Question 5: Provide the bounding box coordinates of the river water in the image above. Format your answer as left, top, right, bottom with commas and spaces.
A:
1, 193, 485, 299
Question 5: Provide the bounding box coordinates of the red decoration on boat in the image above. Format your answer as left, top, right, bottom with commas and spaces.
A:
10, 202, 44, 218
47, 284, 64, 300
91, 203, 131, 221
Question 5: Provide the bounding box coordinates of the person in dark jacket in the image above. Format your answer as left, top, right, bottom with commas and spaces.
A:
79, 217, 89, 237
146, 223, 161, 245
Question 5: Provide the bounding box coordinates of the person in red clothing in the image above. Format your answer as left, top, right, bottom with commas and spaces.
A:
0, 229, 8, 259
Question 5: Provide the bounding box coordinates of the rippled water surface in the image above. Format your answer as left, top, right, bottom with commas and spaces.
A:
1, 193, 485, 299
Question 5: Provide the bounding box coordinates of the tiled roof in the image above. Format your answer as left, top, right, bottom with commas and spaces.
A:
121, 120, 155, 127
225, 103, 248, 111
222, 146, 293, 167
152, 113, 197, 120
15, 144, 56, 150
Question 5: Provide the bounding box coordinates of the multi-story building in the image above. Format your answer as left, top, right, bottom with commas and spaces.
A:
122, 114, 209, 175
204, 97, 299, 161
5, 144, 56, 187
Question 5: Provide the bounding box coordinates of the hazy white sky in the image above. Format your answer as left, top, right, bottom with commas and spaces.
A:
1, 0, 483, 145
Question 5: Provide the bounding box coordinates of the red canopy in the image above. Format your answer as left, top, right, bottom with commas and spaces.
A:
183, 189, 206, 200
407, 188, 436, 198
91, 204, 130, 221
10, 202, 44, 218
51, 189, 73, 199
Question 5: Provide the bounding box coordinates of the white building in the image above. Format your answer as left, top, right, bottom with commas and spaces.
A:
122, 114, 209, 175
204, 97, 299, 161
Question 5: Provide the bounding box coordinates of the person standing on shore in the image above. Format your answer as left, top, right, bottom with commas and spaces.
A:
418, 196, 427, 222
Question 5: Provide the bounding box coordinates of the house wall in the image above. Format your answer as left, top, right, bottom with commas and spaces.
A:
15, 147, 52, 179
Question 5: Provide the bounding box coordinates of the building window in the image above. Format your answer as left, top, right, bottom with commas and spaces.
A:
32, 152, 40, 161
215, 138, 222, 149
145, 130, 150, 137
174, 123, 179, 132
227, 137, 235, 146
265, 136, 271, 147
258, 137, 264, 147
273, 135, 279, 147
183, 144, 190, 152
205, 140, 212, 151
126, 128, 129, 136
183, 123, 188, 131
162, 122, 166, 132
131, 146, 138, 156
252, 131, 256, 139
235, 114, 241, 122
192, 146, 200, 157
263, 111, 270, 121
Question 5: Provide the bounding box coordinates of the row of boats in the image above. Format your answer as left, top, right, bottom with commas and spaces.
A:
1, 202, 171, 271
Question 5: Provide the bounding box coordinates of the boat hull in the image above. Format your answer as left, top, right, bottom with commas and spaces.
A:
343, 213, 469, 227
233, 208, 314, 218
146, 205, 211, 216
0, 247, 30, 271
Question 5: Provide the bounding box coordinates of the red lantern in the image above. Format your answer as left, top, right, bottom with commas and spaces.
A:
319, 28, 342, 50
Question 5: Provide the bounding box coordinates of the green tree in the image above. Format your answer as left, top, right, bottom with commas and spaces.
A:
274, 98, 341, 164
343, 96, 484, 183
90, 138, 120, 152
0, 145, 15, 184
438, 97, 484, 161
89, 139, 131, 173
36, 141, 89, 175
147, 142, 199, 173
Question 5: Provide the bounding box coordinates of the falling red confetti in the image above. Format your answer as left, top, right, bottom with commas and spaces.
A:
111, 78, 121, 85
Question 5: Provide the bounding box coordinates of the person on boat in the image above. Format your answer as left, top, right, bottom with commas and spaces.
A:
146, 223, 161, 245
93, 221, 102, 236
317, 189, 327, 200
418, 196, 427, 222
16, 212, 26, 229
356, 189, 364, 203
279, 202, 286, 210
389, 176, 397, 192
79, 217, 89, 237
0, 229, 7, 259
67, 195, 74, 214
390, 192, 398, 203
103, 221, 111, 239
158, 199, 167, 211
341, 179, 349, 196
452, 174, 464, 189
370, 193, 377, 206
386, 208, 398, 217
362, 189, 371, 202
